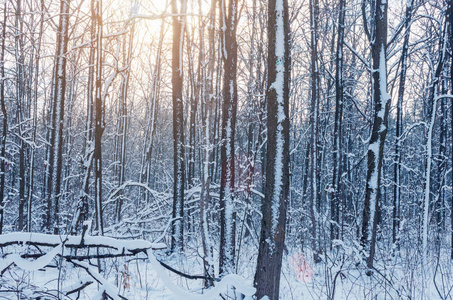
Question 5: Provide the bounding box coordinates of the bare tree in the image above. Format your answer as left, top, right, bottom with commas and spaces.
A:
219, 0, 239, 276
45, 0, 71, 234
449, 0, 453, 261
308, 0, 321, 263
171, 0, 186, 252
94, 0, 104, 235
360, 0, 390, 272
393, 0, 414, 247
0, 0, 7, 235
330, 0, 346, 243
254, 0, 291, 297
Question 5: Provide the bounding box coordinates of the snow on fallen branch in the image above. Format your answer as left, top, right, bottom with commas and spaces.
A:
0, 232, 166, 253
146, 249, 256, 299
67, 260, 126, 300
0, 233, 256, 299
0, 243, 63, 273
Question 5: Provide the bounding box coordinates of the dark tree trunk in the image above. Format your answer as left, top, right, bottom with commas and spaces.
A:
360, 0, 389, 271
309, 0, 321, 263
331, 0, 346, 243
46, 0, 70, 234
93, 0, 104, 235
171, 0, 185, 253
0, 0, 7, 234
75, 0, 96, 232
254, 0, 291, 297
219, 0, 238, 276
115, 21, 134, 223
14, 0, 26, 232
393, 0, 414, 247
449, 0, 453, 261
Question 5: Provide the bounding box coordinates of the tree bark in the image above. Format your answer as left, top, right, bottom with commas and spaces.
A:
0, 0, 7, 235
219, 0, 238, 276
46, 0, 70, 234
360, 0, 389, 271
331, 0, 346, 243
93, 0, 104, 235
393, 0, 414, 247
309, 0, 321, 263
449, 0, 453, 261
171, 0, 186, 253
254, 0, 290, 296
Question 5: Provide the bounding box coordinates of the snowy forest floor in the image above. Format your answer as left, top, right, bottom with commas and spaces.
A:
1, 235, 453, 299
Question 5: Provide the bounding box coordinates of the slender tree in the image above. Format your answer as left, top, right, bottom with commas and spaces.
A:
219, 0, 239, 276
199, 0, 216, 285
171, 0, 186, 252
94, 0, 104, 235
254, 0, 290, 296
115, 19, 135, 223
0, 0, 7, 234
46, 0, 71, 233
449, 0, 453, 261
331, 0, 346, 242
308, 0, 321, 262
422, 11, 447, 265
74, 0, 96, 232
393, 0, 414, 248
360, 0, 389, 271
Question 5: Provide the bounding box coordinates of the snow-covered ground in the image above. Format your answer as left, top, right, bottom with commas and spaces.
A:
1, 236, 453, 299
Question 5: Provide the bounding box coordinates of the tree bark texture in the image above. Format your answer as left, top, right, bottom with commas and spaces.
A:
254, 0, 291, 296
360, 0, 389, 271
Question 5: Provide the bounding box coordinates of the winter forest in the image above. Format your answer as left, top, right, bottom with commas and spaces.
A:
0, 0, 452, 298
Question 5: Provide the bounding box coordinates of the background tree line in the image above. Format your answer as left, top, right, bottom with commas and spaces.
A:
0, 0, 452, 298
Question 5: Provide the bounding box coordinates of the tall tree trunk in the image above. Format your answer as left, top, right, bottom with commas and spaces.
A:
15, 0, 26, 232
46, 0, 70, 234
360, 0, 389, 272
94, 0, 104, 235
254, 0, 290, 296
199, 0, 216, 286
140, 20, 164, 196
393, 0, 414, 247
27, 0, 45, 232
0, 0, 7, 234
115, 20, 134, 223
331, 0, 346, 243
449, 0, 453, 261
74, 0, 96, 232
309, 0, 321, 263
219, 0, 238, 276
422, 16, 447, 265
171, 0, 186, 253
